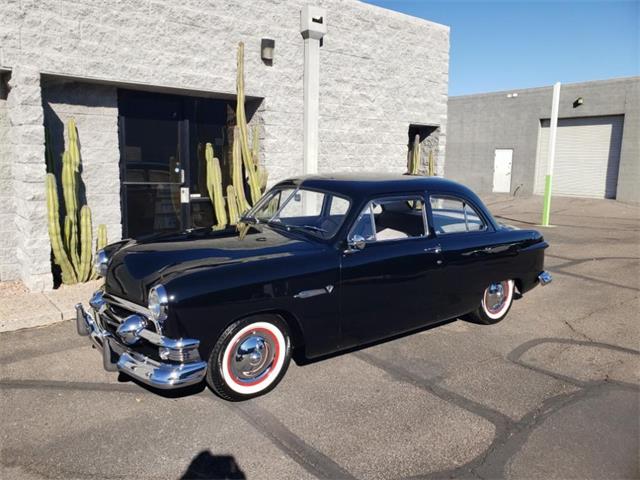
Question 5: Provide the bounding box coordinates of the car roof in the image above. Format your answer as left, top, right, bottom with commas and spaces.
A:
275, 172, 475, 199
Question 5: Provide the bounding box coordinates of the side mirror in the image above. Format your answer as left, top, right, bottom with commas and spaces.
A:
347, 235, 366, 252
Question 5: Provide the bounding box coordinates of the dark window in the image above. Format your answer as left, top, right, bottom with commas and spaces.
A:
118, 90, 241, 237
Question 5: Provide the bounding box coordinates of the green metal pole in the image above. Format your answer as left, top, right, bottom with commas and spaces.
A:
541, 174, 553, 225
541, 82, 561, 226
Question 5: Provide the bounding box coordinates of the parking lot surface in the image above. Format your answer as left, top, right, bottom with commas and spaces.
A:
1, 195, 638, 479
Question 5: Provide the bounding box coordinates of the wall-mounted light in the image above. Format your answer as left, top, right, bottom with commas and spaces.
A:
261, 38, 275, 64
507, 92, 519, 98
573, 97, 584, 108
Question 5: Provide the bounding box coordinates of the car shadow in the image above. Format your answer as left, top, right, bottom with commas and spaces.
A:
115, 314, 496, 397
180, 450, 246, 479
294, 317, 459, 365
116, 373, 208, 399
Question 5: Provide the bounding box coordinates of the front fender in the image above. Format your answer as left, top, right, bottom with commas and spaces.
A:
164, 249, 341, 360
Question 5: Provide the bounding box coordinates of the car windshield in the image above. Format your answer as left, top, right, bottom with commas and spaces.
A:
243, 186, 351, 239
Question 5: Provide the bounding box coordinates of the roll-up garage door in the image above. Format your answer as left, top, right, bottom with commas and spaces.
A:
534, 115, 624, 198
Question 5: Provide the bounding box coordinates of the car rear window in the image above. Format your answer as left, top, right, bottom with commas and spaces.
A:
430, 196, 486, 234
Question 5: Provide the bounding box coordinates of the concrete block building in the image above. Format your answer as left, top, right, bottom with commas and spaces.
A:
0, 0, 449, 290
446, 77, 639, 203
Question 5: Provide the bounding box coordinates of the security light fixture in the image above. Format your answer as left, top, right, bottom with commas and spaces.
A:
573, 97, 584, 108
261, 38, 275, 64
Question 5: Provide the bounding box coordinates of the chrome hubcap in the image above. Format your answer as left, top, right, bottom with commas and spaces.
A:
230, 332, 276, 382
485, 281, 507, 313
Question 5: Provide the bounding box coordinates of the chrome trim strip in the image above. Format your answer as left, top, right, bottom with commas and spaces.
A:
103, 293, 151, 317
294, 285, 334, 299
138, 329, 200, 350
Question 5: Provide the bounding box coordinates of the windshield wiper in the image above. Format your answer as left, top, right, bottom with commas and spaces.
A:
284, 224, 328, 234
240, 215, 259, 224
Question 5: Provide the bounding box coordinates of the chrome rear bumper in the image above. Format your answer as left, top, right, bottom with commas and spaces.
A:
538, 270, 553, 286
75, 302, 207, 390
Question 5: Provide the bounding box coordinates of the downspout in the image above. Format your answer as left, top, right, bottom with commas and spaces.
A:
300, 5, 327, 178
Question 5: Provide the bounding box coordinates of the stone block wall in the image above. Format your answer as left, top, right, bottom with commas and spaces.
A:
1, 0, 449, 289
0, 72, 18, 281
6, 67, 51, 290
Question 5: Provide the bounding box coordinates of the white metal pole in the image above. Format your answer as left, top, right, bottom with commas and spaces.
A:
302, 36, 320, 177
300, 6, 326, 215
300, 6, 326, 179
541, 81, 561, 226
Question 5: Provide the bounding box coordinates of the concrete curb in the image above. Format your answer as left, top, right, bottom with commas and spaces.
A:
0, 280, 102, 333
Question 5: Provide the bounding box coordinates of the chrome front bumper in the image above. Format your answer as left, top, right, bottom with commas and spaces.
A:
75, 301, 207, 390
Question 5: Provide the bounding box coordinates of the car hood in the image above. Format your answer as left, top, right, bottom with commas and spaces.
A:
104, 226, 319, 304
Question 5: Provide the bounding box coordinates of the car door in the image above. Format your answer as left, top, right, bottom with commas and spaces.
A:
428, 193, 516, 319
338, 194, 445, 349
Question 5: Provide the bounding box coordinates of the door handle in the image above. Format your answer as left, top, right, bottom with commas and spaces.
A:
424, 245, 442, 254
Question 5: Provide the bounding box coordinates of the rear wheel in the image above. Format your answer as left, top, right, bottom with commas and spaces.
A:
468, 279, 515, 325
206, 315, 291, 401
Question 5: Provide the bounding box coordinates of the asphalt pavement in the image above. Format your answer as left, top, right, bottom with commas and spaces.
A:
1, 194, 638, 479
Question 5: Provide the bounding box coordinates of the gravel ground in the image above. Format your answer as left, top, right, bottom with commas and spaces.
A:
1, 194, 638, 479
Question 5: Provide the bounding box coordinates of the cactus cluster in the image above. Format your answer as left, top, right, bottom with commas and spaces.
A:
428, 150, 435, 177
45, 119, 107, 284
408, 134, 420, 175
407, 134, 436, 176
205, 42, 269, 230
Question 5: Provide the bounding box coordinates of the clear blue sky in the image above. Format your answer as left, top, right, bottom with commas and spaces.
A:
363, 0, 639, 96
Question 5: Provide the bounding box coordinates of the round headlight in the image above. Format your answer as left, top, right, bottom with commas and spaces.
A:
148, 284, 169, 323
94, 249, 109, 277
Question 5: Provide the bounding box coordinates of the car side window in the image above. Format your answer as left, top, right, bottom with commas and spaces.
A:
430, 195, 487, 234
349, 196, 427, 243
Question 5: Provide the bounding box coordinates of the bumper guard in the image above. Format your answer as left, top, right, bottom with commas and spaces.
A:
538, 270, 553, 286
75, 302, 207, 390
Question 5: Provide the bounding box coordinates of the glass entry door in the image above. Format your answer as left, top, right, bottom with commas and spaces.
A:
118, 89, 232, 238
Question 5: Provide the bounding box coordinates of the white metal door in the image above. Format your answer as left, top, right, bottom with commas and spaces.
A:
534, 116, 624, 198
493, 149, 513, 193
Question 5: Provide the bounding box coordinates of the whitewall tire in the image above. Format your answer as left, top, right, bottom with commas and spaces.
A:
206, 315, 291, 401
468, 279, 515, 325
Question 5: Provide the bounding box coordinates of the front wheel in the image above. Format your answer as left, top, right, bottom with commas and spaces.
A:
206, 315, 291, 401
467, 279, 515, 325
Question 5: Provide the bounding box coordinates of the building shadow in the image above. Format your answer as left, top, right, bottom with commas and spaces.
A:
180, 451, 246, 480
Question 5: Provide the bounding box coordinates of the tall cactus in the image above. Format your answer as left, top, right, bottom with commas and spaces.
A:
61, 150, 80, 271
428, 150, 435, 177
45, 118, 107, 285
79, 205, 93, 282
408, 134, 420, 175
236, 42, 264, 205
252, 125, 268, 193
205, 143, 227, 230
251, 124, 259, 168
202, 42, 270, 231
232, 126, 251, 213
46, 174, 76, 285
226, 185, 240, 225
96, 224, 108, 251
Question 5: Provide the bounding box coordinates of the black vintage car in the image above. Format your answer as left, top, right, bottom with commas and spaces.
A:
77, 173, 551, 400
